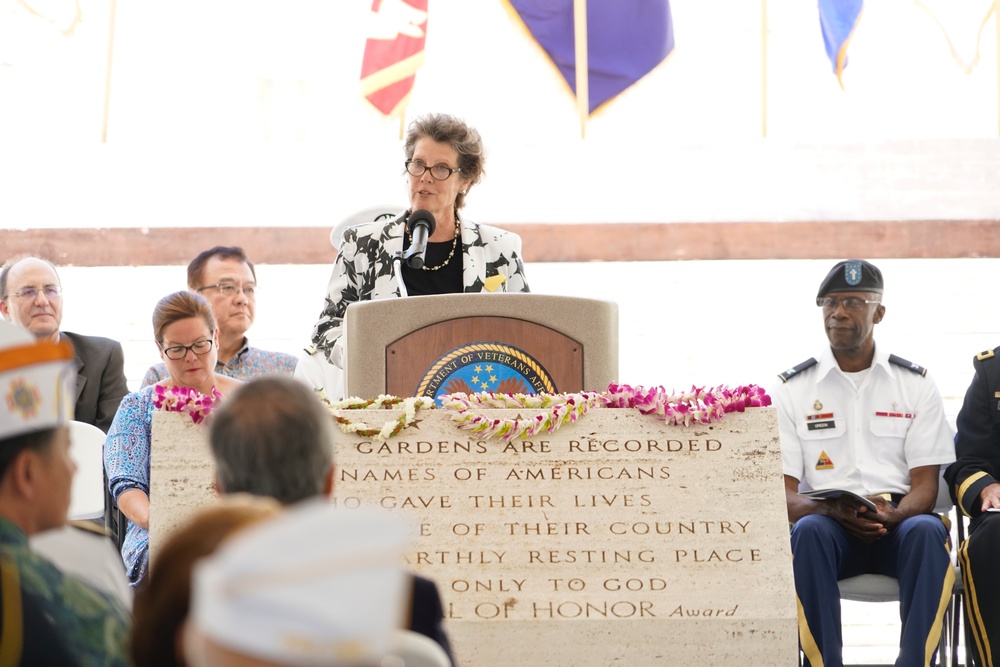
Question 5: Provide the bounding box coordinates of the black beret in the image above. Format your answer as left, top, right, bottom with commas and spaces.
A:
817, 259, 884, 298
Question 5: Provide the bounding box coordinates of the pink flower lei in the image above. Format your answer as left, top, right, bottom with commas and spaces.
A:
327, 384, 771, 442
603, 383, 771, 426
439, 391, 608, 441
438, 384, 771, 439
153, 384, 223, 424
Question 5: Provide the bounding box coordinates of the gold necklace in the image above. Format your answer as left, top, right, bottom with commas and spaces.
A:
413, 220, 461, 271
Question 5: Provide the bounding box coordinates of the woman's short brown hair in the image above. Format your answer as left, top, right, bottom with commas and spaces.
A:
404, 113, 485, 210
152, 291, 217, 345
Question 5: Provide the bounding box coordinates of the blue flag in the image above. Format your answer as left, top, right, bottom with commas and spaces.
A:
818, 0, 863, 85
507, 0, 674, 114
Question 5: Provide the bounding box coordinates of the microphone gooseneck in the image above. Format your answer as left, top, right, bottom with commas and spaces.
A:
403, 209, 437, 270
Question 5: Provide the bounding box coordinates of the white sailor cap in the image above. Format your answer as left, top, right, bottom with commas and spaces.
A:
0, 321, 75, 442
189, 500, 412, 666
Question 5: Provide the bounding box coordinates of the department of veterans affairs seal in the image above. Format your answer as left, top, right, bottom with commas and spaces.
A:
416, 342, 556, 402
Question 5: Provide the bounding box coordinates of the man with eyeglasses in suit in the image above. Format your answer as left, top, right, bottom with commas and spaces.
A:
772, 259, 955, 667
0, 255, 129, 434
1, 255, 133, 610
141, 246, 296, 386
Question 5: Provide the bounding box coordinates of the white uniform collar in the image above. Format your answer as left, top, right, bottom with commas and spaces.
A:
815, 343, 894, 382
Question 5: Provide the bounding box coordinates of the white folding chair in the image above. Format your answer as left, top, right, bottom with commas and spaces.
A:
68, 420, 107, 522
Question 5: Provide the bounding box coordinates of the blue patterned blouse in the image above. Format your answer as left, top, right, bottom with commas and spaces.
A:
103, 385, 157, 586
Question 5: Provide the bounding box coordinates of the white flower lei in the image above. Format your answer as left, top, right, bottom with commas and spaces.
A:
318, 390, 435, 442
316, 383, 771, 442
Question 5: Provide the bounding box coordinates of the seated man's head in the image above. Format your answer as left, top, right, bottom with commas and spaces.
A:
209, 375, 334, 504
0, 256, 63, 343
0, 321, 77, 535
187, 247, 257, 350
815, 259, 885, 356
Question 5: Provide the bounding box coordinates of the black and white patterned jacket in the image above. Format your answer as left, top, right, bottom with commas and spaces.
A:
310, 212, 530, 368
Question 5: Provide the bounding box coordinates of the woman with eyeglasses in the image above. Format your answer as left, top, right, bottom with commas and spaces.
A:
305, 112, 530, 398
104, 291, 242, 586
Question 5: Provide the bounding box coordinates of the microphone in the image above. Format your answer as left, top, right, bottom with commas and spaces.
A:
402, 209, 436, 269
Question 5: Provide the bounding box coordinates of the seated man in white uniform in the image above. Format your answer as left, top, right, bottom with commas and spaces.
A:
772, 259, 955, 667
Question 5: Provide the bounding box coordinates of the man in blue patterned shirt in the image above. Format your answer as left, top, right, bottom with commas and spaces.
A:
0, 321, 131, 665
141, 246, 296, 386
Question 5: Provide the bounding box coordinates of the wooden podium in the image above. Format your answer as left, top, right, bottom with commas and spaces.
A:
343, 293, 619, 399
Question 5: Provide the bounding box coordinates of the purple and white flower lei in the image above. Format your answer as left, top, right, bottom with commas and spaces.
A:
153, 384, 222, 424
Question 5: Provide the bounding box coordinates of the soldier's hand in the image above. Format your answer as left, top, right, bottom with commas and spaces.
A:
980, 482, 1000, 512
867, 495, 905, 531
829, 498, 886, 542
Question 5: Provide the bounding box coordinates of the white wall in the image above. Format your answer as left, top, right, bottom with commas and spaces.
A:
57, 257, 1000, 428
2, 0, 999, 230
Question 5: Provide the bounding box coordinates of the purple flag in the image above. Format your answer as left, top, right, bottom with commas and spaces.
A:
818, 0, 863, 84
508, 0, 674, 114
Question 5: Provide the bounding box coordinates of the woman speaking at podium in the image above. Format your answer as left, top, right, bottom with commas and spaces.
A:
301, 113, 530, 398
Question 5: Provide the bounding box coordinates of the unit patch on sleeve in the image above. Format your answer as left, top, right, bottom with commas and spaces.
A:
815, 451, 835, 470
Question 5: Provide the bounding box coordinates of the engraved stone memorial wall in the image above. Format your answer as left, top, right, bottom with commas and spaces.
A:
331, 407, 796, 665
150, 407, 797, 664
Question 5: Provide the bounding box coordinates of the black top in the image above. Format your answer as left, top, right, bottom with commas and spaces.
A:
401, 237, 463, 296
945, 345, 1000, 522
408, 574, 455, 664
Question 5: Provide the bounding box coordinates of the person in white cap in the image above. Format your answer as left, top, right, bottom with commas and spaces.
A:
183, 500, 414, 667
0, 320, 130, 664
209, 375, 456, 664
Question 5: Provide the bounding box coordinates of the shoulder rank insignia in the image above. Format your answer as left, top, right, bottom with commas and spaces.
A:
977, 349, 996, 362
778, 358, 818, 383
888, 354, 927, 377
304, 344, 318, 356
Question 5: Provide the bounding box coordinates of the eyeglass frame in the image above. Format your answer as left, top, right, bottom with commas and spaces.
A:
158, 338, 215, 360
816, 296, 882, 311
196, 282, 256, 299
3, 286, 63, 302
404, 160, 462, 181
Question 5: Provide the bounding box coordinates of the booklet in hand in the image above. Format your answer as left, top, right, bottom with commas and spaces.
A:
800, 489, 879, 513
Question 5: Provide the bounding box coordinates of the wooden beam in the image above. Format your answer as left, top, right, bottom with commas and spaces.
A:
2, 221, 997, 267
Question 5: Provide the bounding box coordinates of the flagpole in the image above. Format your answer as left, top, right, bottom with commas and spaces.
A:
573, 0, 588, 138
761, 0, 768, 138
100, 0, 118, 142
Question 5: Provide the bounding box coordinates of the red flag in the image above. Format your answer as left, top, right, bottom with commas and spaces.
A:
360, 0, 429, 117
